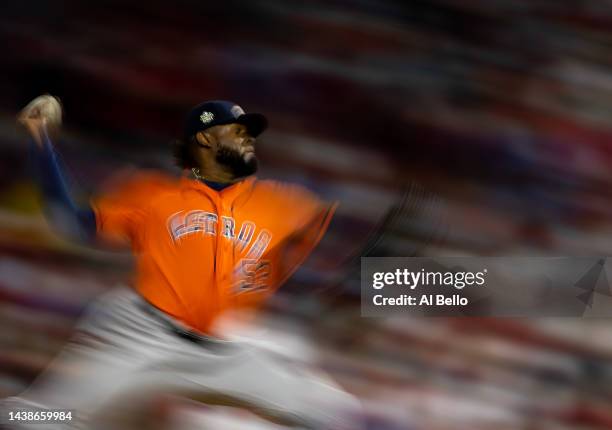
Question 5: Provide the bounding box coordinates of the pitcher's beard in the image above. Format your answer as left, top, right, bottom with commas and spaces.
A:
216, 146, 258, 178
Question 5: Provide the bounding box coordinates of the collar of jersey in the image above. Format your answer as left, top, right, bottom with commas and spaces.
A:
180, 175, 256, 200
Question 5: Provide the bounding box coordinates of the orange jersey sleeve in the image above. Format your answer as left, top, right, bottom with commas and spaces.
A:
91, 170, 177, 248
275, 189, 337, 287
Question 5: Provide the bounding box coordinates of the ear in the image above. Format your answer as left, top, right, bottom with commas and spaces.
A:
195, 131, 213, 148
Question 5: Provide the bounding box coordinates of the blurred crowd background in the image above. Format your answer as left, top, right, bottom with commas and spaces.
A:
1, 0, 612, 428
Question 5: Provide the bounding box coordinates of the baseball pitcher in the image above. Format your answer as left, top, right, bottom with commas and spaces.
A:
1, 96, 360, 429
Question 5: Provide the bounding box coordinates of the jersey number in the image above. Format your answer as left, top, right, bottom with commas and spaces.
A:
235, 259, 270, 292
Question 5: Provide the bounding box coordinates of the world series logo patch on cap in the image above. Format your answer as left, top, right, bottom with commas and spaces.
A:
200, 111, 214, 124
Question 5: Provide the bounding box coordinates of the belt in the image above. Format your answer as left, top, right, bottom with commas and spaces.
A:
138, 299, 226, 347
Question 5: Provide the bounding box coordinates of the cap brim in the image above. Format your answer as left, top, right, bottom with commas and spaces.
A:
236, 113, 268, 137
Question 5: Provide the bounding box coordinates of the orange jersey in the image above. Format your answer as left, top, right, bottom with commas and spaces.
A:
91, 171, 336, 334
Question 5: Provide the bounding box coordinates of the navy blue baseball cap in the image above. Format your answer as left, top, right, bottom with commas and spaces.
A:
183, 100, 267, 138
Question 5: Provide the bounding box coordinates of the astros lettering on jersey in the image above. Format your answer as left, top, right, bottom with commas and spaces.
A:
92, 171, 336, 334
